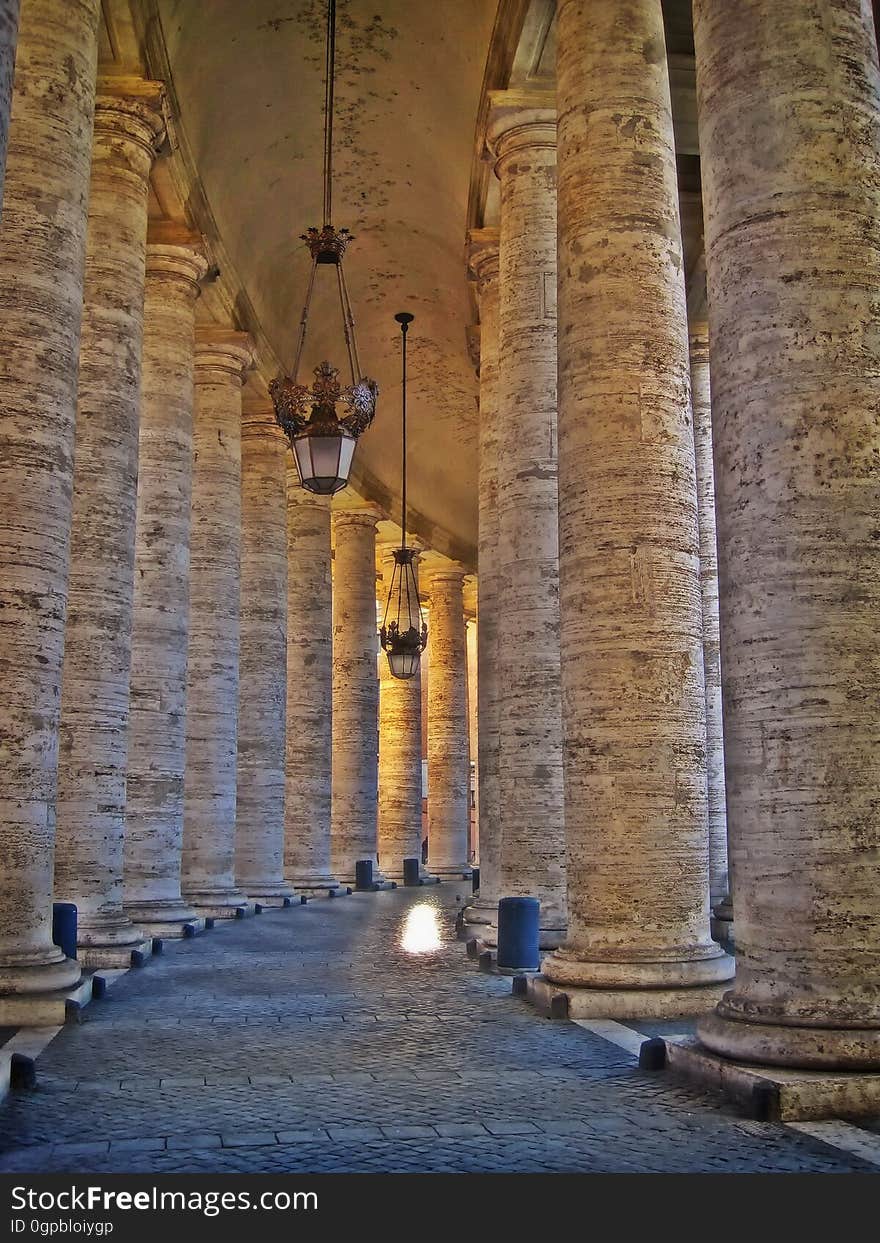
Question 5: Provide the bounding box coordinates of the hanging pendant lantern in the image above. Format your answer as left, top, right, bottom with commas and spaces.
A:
270, 0, 377, 495
380, 312, 428, 680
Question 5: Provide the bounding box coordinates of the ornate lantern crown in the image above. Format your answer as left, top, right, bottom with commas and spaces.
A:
270, 0, 377, 496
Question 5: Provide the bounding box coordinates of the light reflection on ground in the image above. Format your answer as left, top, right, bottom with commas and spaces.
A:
399, 901, 443, 955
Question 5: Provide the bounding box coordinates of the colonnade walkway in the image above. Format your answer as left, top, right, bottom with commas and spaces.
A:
0, 886, 872, 1174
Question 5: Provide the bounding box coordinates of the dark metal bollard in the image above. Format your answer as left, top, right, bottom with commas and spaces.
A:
355, 859, 374, 891
471, 866, 480, 894
496, 896, 540, 971
402, 858, 421, 887
52, 902, 77, 962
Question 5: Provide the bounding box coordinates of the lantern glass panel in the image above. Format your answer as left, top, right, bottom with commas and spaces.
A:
388, 649, 418, 680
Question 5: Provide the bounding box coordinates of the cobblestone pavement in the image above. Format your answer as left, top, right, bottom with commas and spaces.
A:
0, 885, 874, 1173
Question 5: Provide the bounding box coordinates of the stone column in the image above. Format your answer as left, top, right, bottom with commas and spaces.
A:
424, 565, 471, 879
181, 329, 252, 916
235, 409, 295, 904
541, 0, 732, 1015
0, 0, 101, 1019
377, 542, 431, 881
124, 229, 208, 935
689, 327, 730, 939
464, 230, 501, 928
284, 477, 342, 893
331, 506, 387, 885
466, 610, 479, 864
487, 94, 567, 946
0, 0, 20, 215
693, 0, 880, 1069
54, 82, 165, 967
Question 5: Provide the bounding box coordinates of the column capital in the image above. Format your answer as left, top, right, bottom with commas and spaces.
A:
486, 90, 556, 172
422, 560, 468, 595
689, 322, 710, 363
194, 328, 253, 386
467, 227, 500, 293
145, 223, 208, 296
93, 79, 166, 156
332, 503, 384, 532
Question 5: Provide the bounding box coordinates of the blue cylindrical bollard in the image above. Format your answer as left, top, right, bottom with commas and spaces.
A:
496, 896, 540, 971
402, 858, 421, 887
355, 859, 374, 890
471, 866, 480, 894
52, 902, 78, 962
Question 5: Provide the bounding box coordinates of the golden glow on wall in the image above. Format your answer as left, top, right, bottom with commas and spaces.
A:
399, 902, 443, 955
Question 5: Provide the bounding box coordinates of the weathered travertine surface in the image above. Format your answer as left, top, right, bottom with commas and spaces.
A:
377, 543, 425, 880
235, 412, 293, 902
424, 565, 471, 878
181, 331, 252, 913
694, 0, 880, 1068
331, 507, 382, 883
689, 328, 729, 928
464, 231, 501, 927
466, 613, 478, 860
124, 231, 208, 930
487, 94, 567, 945
55, 83, 165, 957
0, 0, 20, 214
284, 478, 340, 892
546, 0, 731, 996
0, 0, 100, 1003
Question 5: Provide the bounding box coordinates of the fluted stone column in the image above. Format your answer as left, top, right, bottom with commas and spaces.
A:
331, 507, 387, 885
541, 0, 733, 1015
124, 229, 208, 935
424, 565, 471, 879
181, 330, 252, 916
235, 410, 294, 904
284, 478, 342, 893
0, 0, 20, 215
487, 94, 567, 946
54, 82, 165, 967
0, 0, 101, 1018
689, 327, 730, 939
377, 542, 431, 881
464, 231, 501, 928
693, 0, 880, 1069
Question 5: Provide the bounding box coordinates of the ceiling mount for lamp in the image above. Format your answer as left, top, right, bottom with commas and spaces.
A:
380, 312, 428, 680
270, 0, 377, 496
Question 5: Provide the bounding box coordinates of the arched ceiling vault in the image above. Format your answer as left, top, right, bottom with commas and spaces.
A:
149, 0, 498, 567
103, 0, 704, 570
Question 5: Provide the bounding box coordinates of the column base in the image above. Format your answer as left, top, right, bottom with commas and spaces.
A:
77, 938, 155, 970
74, 912, 147, 954
543, 943, 735, 990
431, 866, 473, 880
516, 973, 732, 1021
131, 916, 207, 940
656, 1034, 880, 1121
189, 901, 254, 920
0, 951, 81, 1001
287, 872, 349, 897
0, 973, 92, 1028
242, 881, 296, 905
697, 1010, 880, 1072
123, 897, 198, 929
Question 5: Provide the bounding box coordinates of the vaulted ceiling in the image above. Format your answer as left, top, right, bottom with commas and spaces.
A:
148, 0, 701, 565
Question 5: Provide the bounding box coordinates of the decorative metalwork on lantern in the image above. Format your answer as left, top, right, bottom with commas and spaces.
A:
380, 312, 428, 680
381, 547, 428, 681
270, 0, 377, 495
